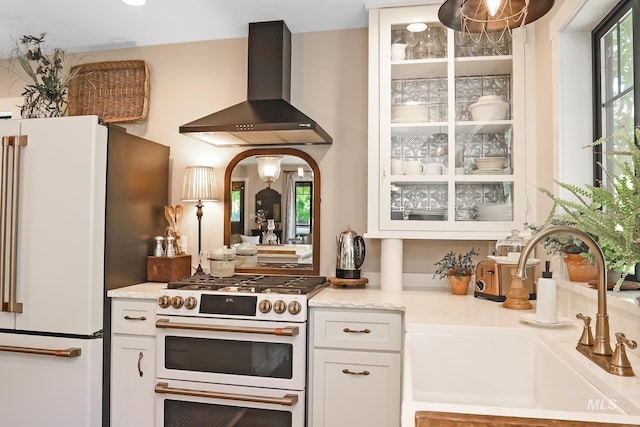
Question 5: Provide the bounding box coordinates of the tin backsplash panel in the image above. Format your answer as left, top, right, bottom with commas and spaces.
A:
389, 182, 512, 221
391, 133, 510, 175
391, 75, 511, 122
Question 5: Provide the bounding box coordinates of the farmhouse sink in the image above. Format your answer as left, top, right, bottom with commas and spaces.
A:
403, 325, 640, 426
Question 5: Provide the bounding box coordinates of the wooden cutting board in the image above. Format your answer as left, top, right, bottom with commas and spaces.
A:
328, 277, 368, 289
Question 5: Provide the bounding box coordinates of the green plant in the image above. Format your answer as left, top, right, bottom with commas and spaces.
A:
7, 33, 78, 118
539, 128, 640, 289
525, 216, 590, 258
433, 247, 479, 280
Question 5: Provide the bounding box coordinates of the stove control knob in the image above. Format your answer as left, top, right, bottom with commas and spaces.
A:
273, 300, 287, 314
170, 296, 184, 309
184, 296, 197, 310
158, 295, 171, 308
258, 300, 272, 313
288, 301, 301, 315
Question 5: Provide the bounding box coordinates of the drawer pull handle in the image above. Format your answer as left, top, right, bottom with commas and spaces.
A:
343, 328, 371, 334
124, 315, 147, 321
342, 369, 370, 376
137, 351, 144, 377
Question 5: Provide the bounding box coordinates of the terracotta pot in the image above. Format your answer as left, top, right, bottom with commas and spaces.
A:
448, 274, 471, 295
564, 253, 598, 285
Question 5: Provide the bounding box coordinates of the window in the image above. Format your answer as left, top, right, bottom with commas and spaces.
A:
294, 181, 312, 236
593, 0, 638, 188
230, 181, 245, 235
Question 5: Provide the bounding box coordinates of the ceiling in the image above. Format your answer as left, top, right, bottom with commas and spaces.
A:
0, 0, 440, 55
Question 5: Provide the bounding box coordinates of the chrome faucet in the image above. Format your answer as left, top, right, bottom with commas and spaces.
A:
515, 226, 636, 376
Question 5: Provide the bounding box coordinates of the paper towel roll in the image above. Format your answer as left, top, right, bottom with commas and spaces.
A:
535, 277, 558, 324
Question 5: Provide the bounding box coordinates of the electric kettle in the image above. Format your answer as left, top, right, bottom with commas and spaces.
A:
336, 225, 366, 279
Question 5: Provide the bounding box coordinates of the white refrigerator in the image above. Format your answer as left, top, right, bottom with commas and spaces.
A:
0, 116, 169, 427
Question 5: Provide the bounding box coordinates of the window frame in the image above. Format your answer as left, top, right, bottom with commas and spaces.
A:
293, 180, 312, 236
592, 0, 640, 185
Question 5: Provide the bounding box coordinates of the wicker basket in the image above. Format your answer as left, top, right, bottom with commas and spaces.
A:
67, 60, 149, 123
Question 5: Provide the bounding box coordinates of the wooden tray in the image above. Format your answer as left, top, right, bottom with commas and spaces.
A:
67, 60, 149, 123
328, 277, 368, 289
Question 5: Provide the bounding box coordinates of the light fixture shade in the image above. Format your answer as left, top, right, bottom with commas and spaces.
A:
438, 0, 554, 33
256, 155, 282, 185
182, 166, 219, 201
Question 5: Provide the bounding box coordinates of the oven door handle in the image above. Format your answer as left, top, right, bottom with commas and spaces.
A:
155, 382, 299, 406
155, 318, 299, 336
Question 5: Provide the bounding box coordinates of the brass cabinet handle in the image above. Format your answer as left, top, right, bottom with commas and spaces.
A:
156, 318, 299, 336
0, 344, 81, 358
154, 382, 299, 406
343, 328, 371, 334
342, 368, 370, 376
137, 351, 144, 377
124, 315, 147, 321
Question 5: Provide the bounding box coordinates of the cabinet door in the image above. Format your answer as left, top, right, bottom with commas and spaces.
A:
311, 349, 401, 427
369, 5, 527, 238
111, 335, 156, 427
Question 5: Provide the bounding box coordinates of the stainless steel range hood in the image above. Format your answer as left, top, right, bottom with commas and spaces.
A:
179, 21, 332, 147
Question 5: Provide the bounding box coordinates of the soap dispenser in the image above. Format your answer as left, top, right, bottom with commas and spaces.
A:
535, 261, 558, 324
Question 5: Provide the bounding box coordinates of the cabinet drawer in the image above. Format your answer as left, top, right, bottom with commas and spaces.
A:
312, 309, 402, 351
112, 299, 156, 336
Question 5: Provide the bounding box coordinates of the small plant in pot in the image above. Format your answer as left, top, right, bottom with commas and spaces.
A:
433, 248, 479, 295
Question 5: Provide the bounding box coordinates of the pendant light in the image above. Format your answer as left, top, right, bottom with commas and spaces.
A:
438, 0, 554, 36
256, 155, 282, 187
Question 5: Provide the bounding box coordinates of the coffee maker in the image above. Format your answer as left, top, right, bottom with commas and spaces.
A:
336, 225, 366, 279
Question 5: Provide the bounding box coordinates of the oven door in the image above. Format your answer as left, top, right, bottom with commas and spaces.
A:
155, 379, 304, 427
156, 316, 306, 390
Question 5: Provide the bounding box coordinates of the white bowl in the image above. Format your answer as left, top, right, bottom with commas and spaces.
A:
469, 97, 509, 121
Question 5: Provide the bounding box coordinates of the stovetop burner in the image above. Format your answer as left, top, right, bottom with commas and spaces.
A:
167, 274, 327, 295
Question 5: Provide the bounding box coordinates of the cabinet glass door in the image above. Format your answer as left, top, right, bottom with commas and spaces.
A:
377, 5, 524, 234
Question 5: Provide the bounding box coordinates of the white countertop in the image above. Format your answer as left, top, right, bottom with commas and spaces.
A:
107, 282, 166, 299
111, 279, 640, 424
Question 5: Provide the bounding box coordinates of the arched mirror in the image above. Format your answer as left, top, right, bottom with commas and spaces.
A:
224, 148, 320, 276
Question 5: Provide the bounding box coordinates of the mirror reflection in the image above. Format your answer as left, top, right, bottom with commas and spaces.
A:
224, 148, 320, 276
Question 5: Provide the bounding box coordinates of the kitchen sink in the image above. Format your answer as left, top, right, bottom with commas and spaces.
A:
402, 325, 640, 426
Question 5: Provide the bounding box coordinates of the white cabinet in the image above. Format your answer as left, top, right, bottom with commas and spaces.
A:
110, 298, 157, 427
367, 4, 532, 240
309, 308, 402, 427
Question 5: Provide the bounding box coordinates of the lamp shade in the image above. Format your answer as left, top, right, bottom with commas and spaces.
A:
438, 0, 554, 33
182, 166, 218, 202
256, 155, 282, 185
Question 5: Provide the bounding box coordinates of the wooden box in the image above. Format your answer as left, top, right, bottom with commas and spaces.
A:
147, 255, 191, 282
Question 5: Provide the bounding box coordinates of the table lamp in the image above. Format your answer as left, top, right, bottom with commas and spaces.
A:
182, 166, 218, 275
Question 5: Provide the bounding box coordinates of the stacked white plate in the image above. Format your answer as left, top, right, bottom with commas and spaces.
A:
469, 95, 509, 121
475, 202, 513, 221
473, 156, 505, 174
391, 104, 429, 123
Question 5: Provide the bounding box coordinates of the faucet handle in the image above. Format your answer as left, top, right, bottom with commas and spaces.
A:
610, 332, 637, 376
615, 332, 637, 349
576, 313, 594, 346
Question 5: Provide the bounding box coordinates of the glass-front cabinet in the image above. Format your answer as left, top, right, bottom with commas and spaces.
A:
368, 4, 529, 239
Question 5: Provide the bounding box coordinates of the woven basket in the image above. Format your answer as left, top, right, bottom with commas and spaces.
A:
67, 60, 149, 123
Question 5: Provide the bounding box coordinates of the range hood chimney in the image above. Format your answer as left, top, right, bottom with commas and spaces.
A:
179, 20, 332, 147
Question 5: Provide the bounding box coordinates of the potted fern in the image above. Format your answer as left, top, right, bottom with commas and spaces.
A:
539, 128, 640, 290
433, 248, 479, 295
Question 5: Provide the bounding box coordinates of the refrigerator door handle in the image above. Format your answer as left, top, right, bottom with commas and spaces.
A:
0, 344, 81, 358
0, 135, 27, 314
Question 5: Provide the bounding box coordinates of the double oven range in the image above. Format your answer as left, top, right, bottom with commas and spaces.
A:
154, 274, 327, 427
